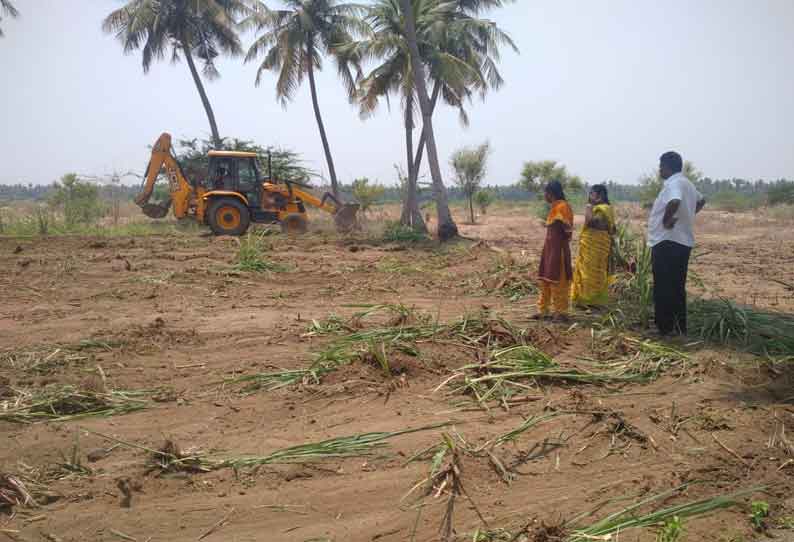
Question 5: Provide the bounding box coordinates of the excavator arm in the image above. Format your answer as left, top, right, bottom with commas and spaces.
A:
264, 182, 360, 232
135, 133, 195, 219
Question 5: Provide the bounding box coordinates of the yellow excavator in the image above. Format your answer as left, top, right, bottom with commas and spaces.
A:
134, 133, 359, 235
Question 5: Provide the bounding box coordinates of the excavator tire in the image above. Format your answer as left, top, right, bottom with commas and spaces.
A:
281, 213, 308, 235
207, 197, 250, 236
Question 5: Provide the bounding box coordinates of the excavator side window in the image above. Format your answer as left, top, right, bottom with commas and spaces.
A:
237, 158, 260, 207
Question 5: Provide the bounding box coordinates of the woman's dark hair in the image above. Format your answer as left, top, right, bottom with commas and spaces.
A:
545, 180, 566, 201
590, 184, 610, 204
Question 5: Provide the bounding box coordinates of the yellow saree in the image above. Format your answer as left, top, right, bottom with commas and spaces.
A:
571, 203, 615, 307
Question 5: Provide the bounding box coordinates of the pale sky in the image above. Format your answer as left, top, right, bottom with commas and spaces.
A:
1, 0, 793, 187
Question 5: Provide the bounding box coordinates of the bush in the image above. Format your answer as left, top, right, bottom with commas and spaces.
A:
50, 174, 103, 228
768, 183, 794, 206
710, 191, 764, 212
473, 190, 495, 215
351, 177, 385, 215
382, 221, 428, 243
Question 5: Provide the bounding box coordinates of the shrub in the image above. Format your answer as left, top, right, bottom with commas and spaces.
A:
710, 191, 764, 213
768, 182, 794, 206
382, 221, 428, 243
49, 174, 103, 228
351, 177, 385, 215
473, 190, 494, 215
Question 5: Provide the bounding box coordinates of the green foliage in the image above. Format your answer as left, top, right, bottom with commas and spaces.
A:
351, 177, 385, 214
657, 516, 685, 542
234, 231, 287, 273
710, 191, 764, 212
451, 142, 491, 223
768, 182, 794, 206
608, 224, 654, 328
519, 160, 583, 195
175, 137, 312, 184
640, 161, 703, 208
473, 190, 495, 214
451, 142, 490, 198
749, 501, 769, 531
382, 221, 428, 243
49, 174, 103, 227
688, 298, 794, 356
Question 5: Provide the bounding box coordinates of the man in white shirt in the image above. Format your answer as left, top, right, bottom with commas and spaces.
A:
647, 151, 706, 336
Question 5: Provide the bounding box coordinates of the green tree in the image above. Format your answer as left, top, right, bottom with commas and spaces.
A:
103, 0, 247, 148
0, 0, 18, 38
473, 188, 494, 215
450, 142, 490, 223
351, 177, 385, 215
243, 0, 367, 200
639, 160, 702, 208
352, 0, 515, 231
50, 174, 103, 228
519, 160, 583, 194
175, 136, 313, 184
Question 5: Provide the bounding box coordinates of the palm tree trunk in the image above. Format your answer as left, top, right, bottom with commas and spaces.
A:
399, 0, 457, 241
412, 81, 441, 177
306, 54, 340, 199
181, 37, 222, 149
469, 195, 475, 224
401, 94, 426, 231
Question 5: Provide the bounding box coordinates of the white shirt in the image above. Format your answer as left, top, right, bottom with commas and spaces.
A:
647, 172, 702, 248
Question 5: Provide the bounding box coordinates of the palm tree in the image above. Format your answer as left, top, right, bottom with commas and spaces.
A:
103, 0, 247, 148
0, 0, 19, 38
353, 0, 515, 232
398, 0, 459, 240
352, 0, 471, 229
243, 1, 368, 199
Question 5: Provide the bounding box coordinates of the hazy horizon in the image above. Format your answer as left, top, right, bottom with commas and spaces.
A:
1, 0, 793, 188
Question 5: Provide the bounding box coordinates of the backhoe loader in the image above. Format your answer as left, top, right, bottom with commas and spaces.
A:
134, 133, 359, 236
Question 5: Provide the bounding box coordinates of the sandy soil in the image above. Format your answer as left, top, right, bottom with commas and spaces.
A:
1, 206, 793, 542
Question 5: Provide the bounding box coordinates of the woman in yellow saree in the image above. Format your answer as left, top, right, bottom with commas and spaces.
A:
571, 184, 616, 307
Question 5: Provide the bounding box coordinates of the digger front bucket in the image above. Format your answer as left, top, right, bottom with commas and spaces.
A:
334, 203, 360, 233
140, 199, 171, 219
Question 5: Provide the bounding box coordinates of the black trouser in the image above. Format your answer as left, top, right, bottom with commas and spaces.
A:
651, 240, 691, 335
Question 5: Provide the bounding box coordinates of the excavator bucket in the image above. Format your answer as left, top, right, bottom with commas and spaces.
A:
334, 203, 360, 233
141, 200, 171, 219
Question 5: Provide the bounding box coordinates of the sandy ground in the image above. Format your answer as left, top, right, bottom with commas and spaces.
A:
1, 205, 794, 542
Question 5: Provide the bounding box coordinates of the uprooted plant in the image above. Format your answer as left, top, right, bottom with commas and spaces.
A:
225, 307, 533, 394
404, 434, 489, 542
0, 385, 154, 424
84, 422, 451, 475
443, 336, 687, 408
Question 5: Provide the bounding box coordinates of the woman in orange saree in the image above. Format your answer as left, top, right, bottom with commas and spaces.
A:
536, 181, 574, 320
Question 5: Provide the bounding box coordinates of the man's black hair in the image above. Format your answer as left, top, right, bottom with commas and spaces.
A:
660, 151, 683, 174
590, 184, 610, 204
545, 180, 566, 201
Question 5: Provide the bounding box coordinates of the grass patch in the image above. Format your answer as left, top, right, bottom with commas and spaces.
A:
234, 231, 288, 273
